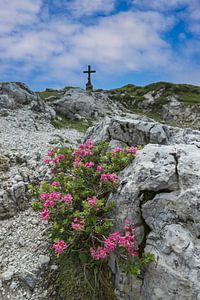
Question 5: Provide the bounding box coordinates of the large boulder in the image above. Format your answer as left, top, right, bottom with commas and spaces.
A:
86, 115, 200, 299
0, 82, 55, 119
85, 115, 200, 147
109, 144, 200, 300
52, 88, 127, 120
0, 82, 37, 108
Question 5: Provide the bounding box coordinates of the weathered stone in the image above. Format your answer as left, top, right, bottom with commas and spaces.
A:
108, 144, 200, 299
38, 255, 50, 268
52, 88, 127, 120
0, 155, 10, 172
18, 270, 38, 291
0, 267, 15, 282
86, 115, 200, 147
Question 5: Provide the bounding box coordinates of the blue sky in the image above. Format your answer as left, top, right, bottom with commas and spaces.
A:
0, 0, 200, 91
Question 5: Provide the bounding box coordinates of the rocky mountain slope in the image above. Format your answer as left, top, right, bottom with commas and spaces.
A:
0, 83, 83, 300
1, 81, 200, 299
38, 82, 200, 130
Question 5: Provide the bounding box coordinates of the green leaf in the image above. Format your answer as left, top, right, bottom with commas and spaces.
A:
32, 201, 42, 211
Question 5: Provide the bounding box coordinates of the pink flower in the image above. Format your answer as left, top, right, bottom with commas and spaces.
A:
51, 181, 61, 187
124, 219, 131, 230
96, 165, 104, 173
73, 149, 93, 158
47, 148, 55, 157
48, 192, 61, 201
87, 196, 98, 208
41, 208, 50, 221
53, 154, 65, 164
112, 147, 123, 156
85, 139, 94, 148
62, 194, 73, 204
90, 246, 108, 260
39, 193, 49, 201
104, 239, 117, 253
100, 173, 119, 183
44, 199, 55, 207
128, 146, 137, 155
78, 139, 94, 150
130, 251, 137, 257
73, 159, 83, 168
50, 169, 55, 175
71, 218, 85, 232
52, 240, 68, 254
85, 161, 95, 169
43, 159, 52, 165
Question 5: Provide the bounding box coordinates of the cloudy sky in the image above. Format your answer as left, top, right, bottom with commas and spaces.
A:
0, 0, 200, 90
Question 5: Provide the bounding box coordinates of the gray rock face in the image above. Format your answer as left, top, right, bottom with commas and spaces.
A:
86, 113, 200, 299
86, 115, 200, 147
108, 143, 200, 300
52, 88, 127, 120
0, 82, 36, 108
0, 82, 55, 119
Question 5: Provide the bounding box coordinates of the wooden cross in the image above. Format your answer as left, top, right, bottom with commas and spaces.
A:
83, 65, 96, 91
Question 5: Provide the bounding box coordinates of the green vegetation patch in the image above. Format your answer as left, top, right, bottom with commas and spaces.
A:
52, 113, 92, 133
37, 90, 63, 101
37, 87, 77, 101
57, 254, 116, 300
108, 81, 200, 118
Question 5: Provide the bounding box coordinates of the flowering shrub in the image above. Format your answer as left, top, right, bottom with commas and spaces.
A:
31, 140, 154, 298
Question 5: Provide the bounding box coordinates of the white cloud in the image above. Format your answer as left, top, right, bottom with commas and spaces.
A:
0, 0, 200, 87
0, 0, 42, 34
66, 0, 116, 17
69, 11, 173, 71
0, 6, 173, 79
132, 0, 190, 11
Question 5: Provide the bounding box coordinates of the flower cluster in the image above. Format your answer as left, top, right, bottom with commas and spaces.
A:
33, 140, 139, 265
44, 154, 65, 165
62, 194, 73, 204
100, 173, 119, 183
71, 217, 85, 232
73, 139, 94, 158
53, 240, 68, 254
87, 196, 98, 208
90, 224, 137, 260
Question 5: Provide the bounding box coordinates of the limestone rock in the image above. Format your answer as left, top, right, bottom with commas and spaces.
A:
86, 115, 200, 147
52, 88, 127, 120
0, 82, 56, 119
108, 144, 200, 300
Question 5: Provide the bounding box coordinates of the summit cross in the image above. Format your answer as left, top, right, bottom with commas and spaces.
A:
83, 65, 96, 91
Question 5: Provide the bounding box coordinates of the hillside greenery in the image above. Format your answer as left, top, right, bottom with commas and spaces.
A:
37, 86, 77, 101
109, 82, 200, 105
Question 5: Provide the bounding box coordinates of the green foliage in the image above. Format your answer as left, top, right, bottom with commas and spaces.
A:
36, 90, 63, 100
109, 81, 200, 108
52, 113, 92, 132
37, 86, 77, 101
56, 254, 116, 300
127, 253, 155, 276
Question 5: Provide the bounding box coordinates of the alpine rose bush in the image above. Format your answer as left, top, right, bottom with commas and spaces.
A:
32, 140, 153, 279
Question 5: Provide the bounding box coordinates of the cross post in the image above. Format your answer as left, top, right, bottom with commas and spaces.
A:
83, 65, 96, 91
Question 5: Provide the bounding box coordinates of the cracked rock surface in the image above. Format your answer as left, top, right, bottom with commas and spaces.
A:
51, 88, 128, 121
107, 144, 200, 300
86, 115, 200, 147
87, 115, 200, 299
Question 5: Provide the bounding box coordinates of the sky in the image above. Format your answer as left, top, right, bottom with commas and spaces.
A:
0, 0, 200, 91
